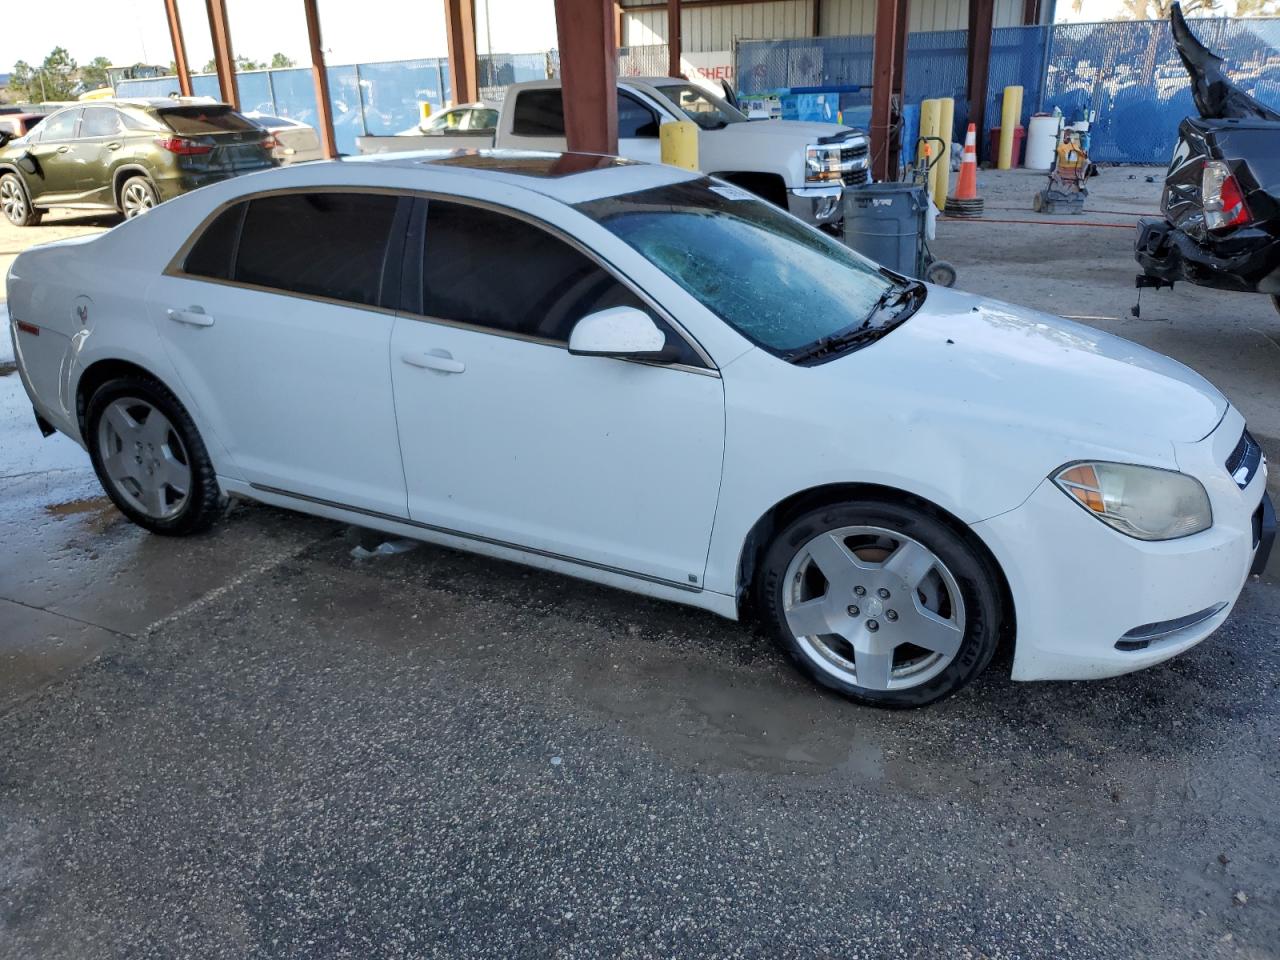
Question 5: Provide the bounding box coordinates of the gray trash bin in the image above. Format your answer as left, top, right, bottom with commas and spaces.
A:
841, 182, 928, 276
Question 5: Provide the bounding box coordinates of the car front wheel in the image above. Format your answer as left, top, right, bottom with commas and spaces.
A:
758, 499, 1004, 708
0, 172, 41, 226
86, 375, 225, 535
119, 176, 159, 219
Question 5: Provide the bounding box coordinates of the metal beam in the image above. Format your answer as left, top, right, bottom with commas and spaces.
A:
204, 0, 238, 109
870, 0, 905, 181
553, 0, 619, 154
443, 0, 479, 105
1022, 0, 1041, 25
163, 0, 193, 97
967, 0, 995, 158
302, 0, 338, 159
667, 0, 682, 76
812, 0, 822, 36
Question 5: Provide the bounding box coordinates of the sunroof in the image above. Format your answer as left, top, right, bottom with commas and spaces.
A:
420, 150, 640, 178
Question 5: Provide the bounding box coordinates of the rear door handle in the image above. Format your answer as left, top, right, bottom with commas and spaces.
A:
401, 350, 464, 374
166, 307, 215, 327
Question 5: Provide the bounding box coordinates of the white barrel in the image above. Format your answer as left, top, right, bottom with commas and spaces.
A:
1025, 114, 1060, 171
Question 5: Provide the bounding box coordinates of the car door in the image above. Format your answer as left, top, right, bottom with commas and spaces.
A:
21, 108, 81, 202
616, 91, 663, 163
75, 107, 127, 203
388, 198, 726, 588
148, 189, 412, 517
505, 88, 665, 162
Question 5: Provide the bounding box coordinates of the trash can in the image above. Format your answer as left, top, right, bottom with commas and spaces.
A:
841, 182, 928, 276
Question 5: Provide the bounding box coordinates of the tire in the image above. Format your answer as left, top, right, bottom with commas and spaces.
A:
756, 499, 1004, 708
119, 175, 159, 219
0, 172, 42, 226
926, 259, 957, 288
85, 374, 225, 536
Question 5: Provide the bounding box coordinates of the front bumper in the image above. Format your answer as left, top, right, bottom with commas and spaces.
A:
973, 408, 1269, 681
788, 185, 844, 225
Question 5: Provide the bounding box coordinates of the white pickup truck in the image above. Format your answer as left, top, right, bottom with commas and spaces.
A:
356, 77, 869, 226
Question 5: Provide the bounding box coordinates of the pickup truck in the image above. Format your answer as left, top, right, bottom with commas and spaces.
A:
356, 77, 869, 226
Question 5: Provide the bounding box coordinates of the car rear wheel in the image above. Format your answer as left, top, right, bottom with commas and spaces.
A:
86, 375, 225, 536
757, 499, 1003, 708
119, 176, 158, 219
1, 173, 41, 226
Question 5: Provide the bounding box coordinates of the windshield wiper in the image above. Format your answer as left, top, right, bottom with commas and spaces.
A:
784, 280, 924, 365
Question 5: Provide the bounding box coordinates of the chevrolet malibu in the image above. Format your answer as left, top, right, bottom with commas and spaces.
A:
6, 151, 1274, 707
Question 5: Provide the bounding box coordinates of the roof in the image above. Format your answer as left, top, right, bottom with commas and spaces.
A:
343, 148, 702, 204
46, 97, 223, 111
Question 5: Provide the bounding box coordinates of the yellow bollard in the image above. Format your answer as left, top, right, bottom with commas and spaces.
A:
933, 97, 955, 211
998, 85, 1024, 170
917, 98, 940, 178
419, 101, 433, 125
660, 120, 699, 171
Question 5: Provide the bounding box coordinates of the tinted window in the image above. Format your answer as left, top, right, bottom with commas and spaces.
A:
422, 200, 698, 362
81, 107, 123, 138
158, 106, 259, 135
235, 193, 399, 306
184, 202, 246, 281
618, 92, 659, 138
36, 109, 79, 141
512, 89, 565, 136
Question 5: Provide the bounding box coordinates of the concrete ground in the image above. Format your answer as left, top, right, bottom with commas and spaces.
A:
1, 172, 1278, 959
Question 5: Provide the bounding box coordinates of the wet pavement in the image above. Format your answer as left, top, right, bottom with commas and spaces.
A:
3, 177, 1280, 958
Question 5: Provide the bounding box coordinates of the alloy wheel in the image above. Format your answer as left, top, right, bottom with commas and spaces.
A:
121, 182, 155, 219
782, 525, 966, 692
96, 398, 191, 520
0, 177, 27, 224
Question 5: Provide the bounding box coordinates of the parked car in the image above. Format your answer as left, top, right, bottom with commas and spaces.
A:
391, 101, 500, 137
1136, 4, 1280, 315
244, 112, 325, 164
6, 153, 1272, 707
0, 112, 47, 146
356, 78, 869, 227
0, 99, 275, 227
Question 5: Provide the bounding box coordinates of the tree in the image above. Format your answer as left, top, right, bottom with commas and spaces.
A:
200, 55, 267, 74
1235, 0, 1280, 14
270, 53, 296, 69
1070, 0, 1220, 16
80, 56, 113, 92
8, 47, 79, 101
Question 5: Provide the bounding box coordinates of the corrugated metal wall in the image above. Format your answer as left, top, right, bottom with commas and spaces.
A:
621, 0, 1026, 51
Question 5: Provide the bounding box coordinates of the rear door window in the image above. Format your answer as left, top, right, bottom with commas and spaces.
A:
511, 89, 565, 136
80, 107, 124, 138
157, 106, 259, 135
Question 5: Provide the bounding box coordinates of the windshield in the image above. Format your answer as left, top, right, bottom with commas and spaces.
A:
577, 179, 901, 356
653, 83, 747, 129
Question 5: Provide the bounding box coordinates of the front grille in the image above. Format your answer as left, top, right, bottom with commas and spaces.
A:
842, 168, 869, 186
839, 143, 869, 186
1225, 429, 1262, 489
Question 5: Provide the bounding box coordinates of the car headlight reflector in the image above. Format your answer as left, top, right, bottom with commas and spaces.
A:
805, 144, 843, 183
1053, 462, 1212, 541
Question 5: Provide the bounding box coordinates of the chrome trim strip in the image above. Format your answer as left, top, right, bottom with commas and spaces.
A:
249, 482, 702, 593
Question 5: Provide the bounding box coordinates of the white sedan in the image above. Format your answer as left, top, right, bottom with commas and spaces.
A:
6, 151, 1273, 707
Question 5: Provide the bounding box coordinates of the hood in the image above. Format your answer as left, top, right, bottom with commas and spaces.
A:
837, 287, 1227, 444
717, 120, 855, 142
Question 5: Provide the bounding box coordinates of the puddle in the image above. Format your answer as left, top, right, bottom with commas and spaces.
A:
44, 496, 121, 533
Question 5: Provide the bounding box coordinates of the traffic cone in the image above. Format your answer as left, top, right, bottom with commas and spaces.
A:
945, 123, 984, 217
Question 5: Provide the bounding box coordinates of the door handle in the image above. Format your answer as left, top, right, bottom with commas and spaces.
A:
166, 307, 215, 327
401, 350, 464, 374
56, 146, 70, 154
106, 142, 122, 151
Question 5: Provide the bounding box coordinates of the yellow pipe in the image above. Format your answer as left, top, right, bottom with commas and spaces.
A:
660, 120, 699, 171
917, 98, 940, 177
998, 85, 1024, 170
933, 97, 954, 211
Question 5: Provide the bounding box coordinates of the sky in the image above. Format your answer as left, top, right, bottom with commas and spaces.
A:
3, 0, 560, 74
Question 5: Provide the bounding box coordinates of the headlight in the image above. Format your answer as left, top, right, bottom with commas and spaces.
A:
1053, 462, 1212, 541
805, 144, 843, 183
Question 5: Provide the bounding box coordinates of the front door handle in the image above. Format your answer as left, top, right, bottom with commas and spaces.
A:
166, 307, 215, 327
55, 145, 70, 154
401, 350, 464, 374
106, 142, 122, 151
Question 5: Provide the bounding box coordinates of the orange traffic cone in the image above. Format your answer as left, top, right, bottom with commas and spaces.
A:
945, 123, 984, 217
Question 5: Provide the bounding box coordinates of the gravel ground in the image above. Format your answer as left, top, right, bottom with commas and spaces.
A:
1, 168, 1278, 959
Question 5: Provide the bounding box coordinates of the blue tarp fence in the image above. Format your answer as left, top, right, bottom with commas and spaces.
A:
736, 17, 1280, 164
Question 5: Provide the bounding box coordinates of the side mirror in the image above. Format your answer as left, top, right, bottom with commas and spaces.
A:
568, 307, 669, 360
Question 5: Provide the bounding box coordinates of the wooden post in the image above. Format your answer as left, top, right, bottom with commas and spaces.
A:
302, 0, 338, 159
204, 0, 238, 108
443, 0, 479, 105
615, 2, 625, 48
667, 0, 682, 77
870, 0, 905, 181
967, 0, 995, 160
164, 0, 193, 96
553, 0, 619, 154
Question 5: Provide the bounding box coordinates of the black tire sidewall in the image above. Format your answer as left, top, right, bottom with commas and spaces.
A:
85, 375, 223, 536
758, 499, 1002, 709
